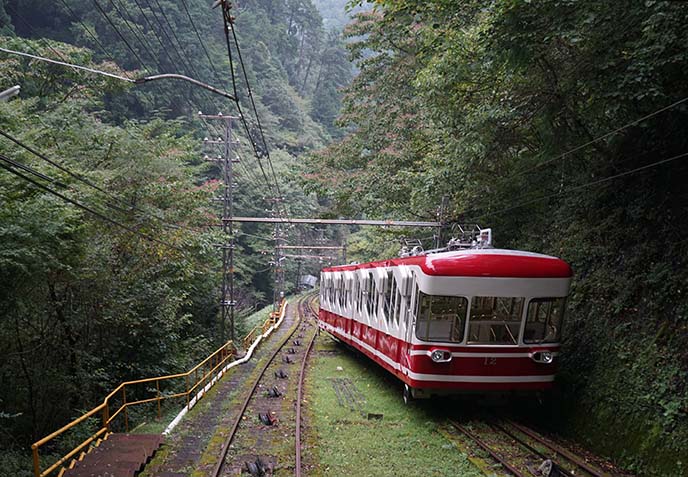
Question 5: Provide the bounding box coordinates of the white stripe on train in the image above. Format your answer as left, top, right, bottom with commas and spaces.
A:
408, 350, 559, 359
319, 321, 555, 384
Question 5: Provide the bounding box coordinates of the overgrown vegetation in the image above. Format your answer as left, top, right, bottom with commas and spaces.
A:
303, 1, 688, 474
0, 0, 351, 469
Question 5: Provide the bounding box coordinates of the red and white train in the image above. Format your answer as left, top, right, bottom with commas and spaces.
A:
317, 229, 572, 401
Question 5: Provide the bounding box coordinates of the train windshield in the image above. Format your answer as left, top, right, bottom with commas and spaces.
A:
467, 297, 524, 344
416, 293, 467, 342
524, 298, 566, 343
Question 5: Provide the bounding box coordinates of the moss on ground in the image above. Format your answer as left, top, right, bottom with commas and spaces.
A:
305, 334, 483, 477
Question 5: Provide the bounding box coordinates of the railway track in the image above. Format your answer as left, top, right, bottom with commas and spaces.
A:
210, 294, 318, 477
450, 418, 615, 477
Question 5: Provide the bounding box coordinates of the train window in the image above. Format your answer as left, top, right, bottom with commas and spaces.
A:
415, 293, 467, 342
366, 278, 377, 318
384, 271, 394, 323
468, 297, 524, 345
338, 283, 345, 308
358, 281, 364, 314
524, 298, 566, 343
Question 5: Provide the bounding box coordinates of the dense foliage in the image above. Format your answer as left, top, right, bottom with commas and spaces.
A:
0, 0, 352, 471
304, 1, 688, 474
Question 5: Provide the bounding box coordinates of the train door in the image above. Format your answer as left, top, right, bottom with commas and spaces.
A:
405, 278, 419, 345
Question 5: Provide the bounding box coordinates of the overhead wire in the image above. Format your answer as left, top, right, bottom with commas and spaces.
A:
148, 0, 197, 75
218, 4, 283, 217
0, 158, 184, 252
466, 151, 688, 221
228, 21, 284, 202
179, 0, 224, 85
0, 153, 66, 187
108, 0, 162, 70
513, 95, 688, 177
57, 0, 132, 79
7, 3, 271, 231
92, 0, 151, 72
0, 46, 133, 82
130, 0, 179, 70
0, 129, 199, 230
7, 5, 77, 66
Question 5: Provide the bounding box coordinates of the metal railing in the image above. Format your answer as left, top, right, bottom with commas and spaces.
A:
31, 339, 237, 477
241, 300, 285, 349
31, 299, 288, 477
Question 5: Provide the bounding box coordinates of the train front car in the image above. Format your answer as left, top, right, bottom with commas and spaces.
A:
318, 244, 573, 401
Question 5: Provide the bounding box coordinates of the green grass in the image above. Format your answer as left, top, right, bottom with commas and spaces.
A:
306, 335, 482, 477
239, 290, 317, 338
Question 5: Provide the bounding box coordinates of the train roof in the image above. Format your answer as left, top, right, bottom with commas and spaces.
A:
322, 249, 572, 278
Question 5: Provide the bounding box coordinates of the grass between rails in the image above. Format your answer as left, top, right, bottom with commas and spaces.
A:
305, 334, 482, 477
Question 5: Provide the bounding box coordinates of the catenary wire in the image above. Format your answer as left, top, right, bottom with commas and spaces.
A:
92, 0, 151, 72
0, 130, 201, 230
467, 151, 688, 221
0, 159, 184, 252
57, 0, 132, 78
108, 0, 162, 70
514, 95, 688, 177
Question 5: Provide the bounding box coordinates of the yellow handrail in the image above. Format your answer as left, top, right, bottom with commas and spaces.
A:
31, 338, 236, 477
31, 299, 288, 477
241, 300, 286, 349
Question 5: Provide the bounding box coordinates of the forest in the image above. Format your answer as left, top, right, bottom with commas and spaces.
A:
1, 0, 688, 476
304, 1, 688, 474
0, 0, 351, 472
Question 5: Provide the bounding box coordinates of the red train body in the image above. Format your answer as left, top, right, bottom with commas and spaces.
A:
318, 245, 572, 400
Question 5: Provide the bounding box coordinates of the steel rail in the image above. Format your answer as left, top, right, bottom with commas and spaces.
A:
506, 420, 609, 477
210, 294, 314, 477
490, 422, 577, 477
449, 420, 526, 477
295, 297, 318, 477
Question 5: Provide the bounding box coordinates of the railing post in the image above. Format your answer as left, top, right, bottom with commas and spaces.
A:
156, 380, 161, 419
186, 374, 190, 410
123, 387, 128, 432
103, 401, 110, 433
32, 444, 40, 477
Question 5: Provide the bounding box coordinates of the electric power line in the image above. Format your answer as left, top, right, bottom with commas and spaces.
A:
218, 3, 283, 217
148, 0, 197, 76
514, 95, 688, 177
0, 159, 184, 252
0, 153, 66, 187
57, 0, 132, 79
0, 129, 197, 231
467, 151, 688, 221
109, 0, 162, 70
92, 0, 151, 72
179, 0, 223, 84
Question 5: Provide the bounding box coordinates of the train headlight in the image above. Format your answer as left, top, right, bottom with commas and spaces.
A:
430, 349, 452, 363
530, 351, 554, 364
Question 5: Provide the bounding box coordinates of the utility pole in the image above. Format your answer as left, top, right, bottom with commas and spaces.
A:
201, 112, 238, 342
269, 198, 285, 312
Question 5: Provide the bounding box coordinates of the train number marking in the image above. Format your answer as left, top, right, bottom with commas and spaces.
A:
483, 357, 497, 366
